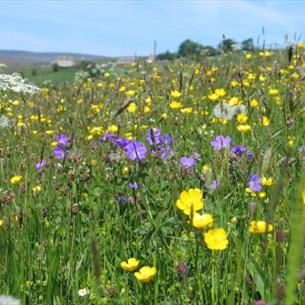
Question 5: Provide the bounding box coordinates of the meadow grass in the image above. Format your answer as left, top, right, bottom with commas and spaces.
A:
0, 49, 304, 305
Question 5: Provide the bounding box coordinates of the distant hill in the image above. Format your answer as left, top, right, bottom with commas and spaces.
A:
0, 50, 112, 66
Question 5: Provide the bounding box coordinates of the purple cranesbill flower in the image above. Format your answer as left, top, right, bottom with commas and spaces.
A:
160, 145, 174, 160
247, 152, 255, 159
53, 146, 66, 159
117, 195, 127, 205
124, 140, 147, 160
146, 128, 162, 145
247, 174, 262, 192
210, 179, 219, 190
160, 134, 174, 145
180, 156, 196, 168
54, 134, 69, 146
231, 145, 246, 156
211, 135, 231, 151
35, 159, 47, 170
112, 138, 129, 147
129, 182, 139, 190
103, 132, 119, 141
298, 145, 305, 153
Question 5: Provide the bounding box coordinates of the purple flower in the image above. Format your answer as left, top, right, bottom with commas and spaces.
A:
180, 156, 196, 168
117, 195, 127, 205
160, 134, 174, 145
103, 132, 119, 141
113, 138, 129, 147
146, 128, 162, 145
247, 152, 255, 159
211, 135, 232, 151
124, 140, 147, 160
210, 179, 219, 190
129, 182, 139, 190
35, 159, 47, 170
254, 301, 267, 305
160, 145, 174, 160
231, 145, 246, 156
53, 146, 66, 159
298, 145, 305, 153
54, 134, 69, 146
247, 174, 262, 192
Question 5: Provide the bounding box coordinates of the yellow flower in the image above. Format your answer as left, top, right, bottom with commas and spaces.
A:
107, 125, 118, 133
134, 266, 157, 283
208, 93, 219, 102
296, 42, 304, 49
0, 219, 4, 228
215, 88, 226, 97
126, 90, 136, 97
122, 166, 129, 175
170, 90, 182, 98
192, 213, 213, 229
236, 113, 248, 124
237, 124, 251, 133
245, 53, 252, 59
32, 185, 42, 194
261, 176, 273, 186
204, 228, 229, 250
249, 221, 273, 234
269, 88, 278, 95
10, 175, 23, 185
262, 116, 270, 126
121, 258, 140, 271
169, 101, 183, 109
127, 102, 137, 113
250, 99, 259, 108
302, 188, 305, 205
176, 188, 204, 216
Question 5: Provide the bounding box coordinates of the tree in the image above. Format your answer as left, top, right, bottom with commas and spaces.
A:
218, 38, 236, 53
178, 39, 204, 57
202, 45, 218, 56
157, 51, 177, 61
241, 38, 254, 51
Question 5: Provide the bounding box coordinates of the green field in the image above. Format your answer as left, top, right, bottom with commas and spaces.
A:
0, 49, 304, 305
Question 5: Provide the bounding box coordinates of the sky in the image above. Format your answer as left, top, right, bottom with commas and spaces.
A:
1, 0, 305, 56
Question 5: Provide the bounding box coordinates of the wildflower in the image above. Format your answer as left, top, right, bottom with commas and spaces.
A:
213, 103, 246, 120
129, 182, 139, 190
211, 135, 231, 151
302, 188, 305, 205
122, 166, 129, 175
180, 156, 196, 168
231, 145, 246, 156
236, 113, 248, 124
146, 128, 162, 145
237, 124, 252, 133
169, 101, 183, 109
0, 295, 21, 305
204, 228, 229, 250
0, 219, 4, 227
176, 262, 189, 278
124, 140, 147, 160
134, 266, 157, 283
250, 99, 259, 108
170, 90, 182, 98
10, 175, 23, 185
107, 125, 118, 133
53, 146, 66, 159
209, 180, 219, 190
35, 159, 47, 170
261, 176, 273, 187
192, 213, 213, 229
247, 174, 262, 192
78, 288, 90, 297
208, 93, 219, 102
121, 258, 140, 271
176, 188, 203, 215
127, 102, 137, 112
298, 145, 305, 153
262, 116, 270, 126
32, 185, 42, 194
296, 42, 304, 49
215, 88, 226, 97
54, 134, 69, 146
249, 221, 273, 234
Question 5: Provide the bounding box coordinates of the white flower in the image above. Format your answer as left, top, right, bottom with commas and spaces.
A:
213, 102, 246, 120
0, 115, 10, 128
0, 295, 21, 305
0, 73, 40, 94
78, 288, 90, 297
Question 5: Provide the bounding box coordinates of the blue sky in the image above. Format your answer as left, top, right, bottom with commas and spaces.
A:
1, 0, 305, 56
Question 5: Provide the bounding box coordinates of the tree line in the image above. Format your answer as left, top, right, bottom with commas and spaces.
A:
157, 37, 255, 60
